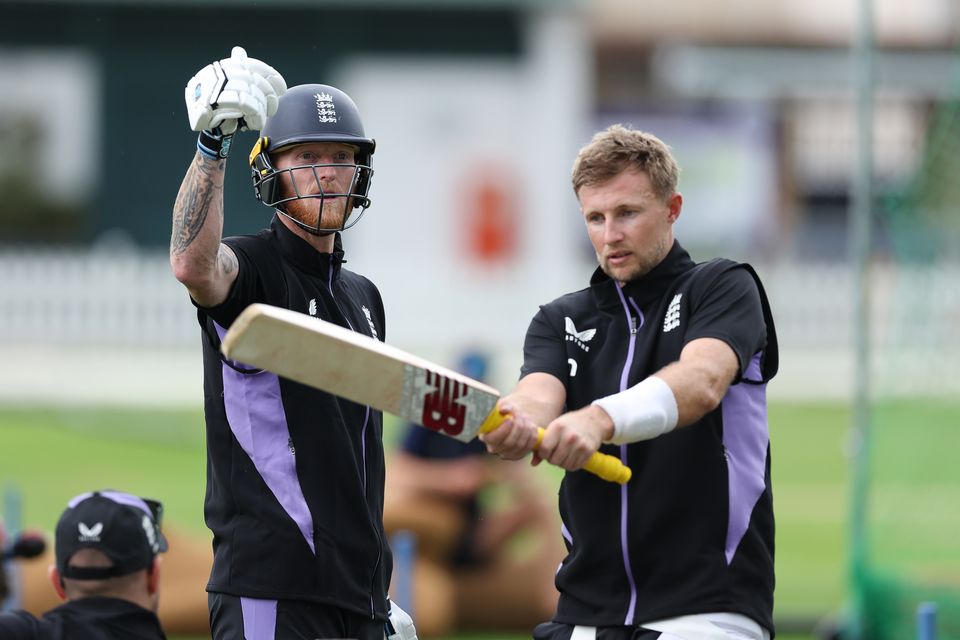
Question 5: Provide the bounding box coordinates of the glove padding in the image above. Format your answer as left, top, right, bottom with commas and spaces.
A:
385, 600, 418, 640
185, 46, 286, 134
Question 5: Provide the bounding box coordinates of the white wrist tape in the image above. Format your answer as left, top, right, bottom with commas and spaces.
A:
592, 376, 679, 444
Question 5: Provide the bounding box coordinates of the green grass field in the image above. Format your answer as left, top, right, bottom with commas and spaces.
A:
2, 400, 954, 639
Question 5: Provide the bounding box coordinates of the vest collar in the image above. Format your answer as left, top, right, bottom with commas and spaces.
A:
270, 214, 345, 278
590, 241, 695, 309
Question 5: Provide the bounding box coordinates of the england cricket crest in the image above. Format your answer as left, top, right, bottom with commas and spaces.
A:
400, 364, 499, 442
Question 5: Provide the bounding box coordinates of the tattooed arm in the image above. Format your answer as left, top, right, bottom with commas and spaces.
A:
170, 151, 239, 307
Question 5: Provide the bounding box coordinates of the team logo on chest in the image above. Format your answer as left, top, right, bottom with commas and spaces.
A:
565, 317, 596, 352
663, 293, 682, 332
308, 298, 318, 317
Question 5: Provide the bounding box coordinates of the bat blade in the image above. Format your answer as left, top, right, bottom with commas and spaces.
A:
220, 303, 498, 442
221, 303, 632, 484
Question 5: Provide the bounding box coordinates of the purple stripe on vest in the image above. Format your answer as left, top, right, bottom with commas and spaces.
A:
619, 480, 637, 625
215, 322, 315, 554
240, 597, 277, 640
615, 291, 644, 626
721, 352, 769, 564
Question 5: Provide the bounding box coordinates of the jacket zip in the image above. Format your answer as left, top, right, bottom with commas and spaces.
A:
613, 287, 645, 625
327, 255, 382, 619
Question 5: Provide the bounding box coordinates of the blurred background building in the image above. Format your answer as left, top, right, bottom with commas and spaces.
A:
0, 0, 957, 404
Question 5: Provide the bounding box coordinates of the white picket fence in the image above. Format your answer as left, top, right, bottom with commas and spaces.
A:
6, 249, 958, 348
1, 249, 958, 402
0, 248, 196, 346
0, 249, 854, 348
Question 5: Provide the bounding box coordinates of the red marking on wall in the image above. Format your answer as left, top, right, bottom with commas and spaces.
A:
463, 169, 518, 264
422, 370, 466, 436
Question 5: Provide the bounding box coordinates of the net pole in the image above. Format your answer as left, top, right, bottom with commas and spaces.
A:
916, 602, 938, 640
2, 483, 24, 612
848, 0, 875, 638
390, 530, 416, 619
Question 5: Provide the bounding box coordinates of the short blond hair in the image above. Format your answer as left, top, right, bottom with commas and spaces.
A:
572, 125, 680, 200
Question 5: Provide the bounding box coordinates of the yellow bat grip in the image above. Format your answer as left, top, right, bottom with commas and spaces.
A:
479, 411, 632, 485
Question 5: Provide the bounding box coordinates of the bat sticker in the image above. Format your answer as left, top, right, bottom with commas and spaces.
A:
400, 364, 498, 441
422, 370, 467, 434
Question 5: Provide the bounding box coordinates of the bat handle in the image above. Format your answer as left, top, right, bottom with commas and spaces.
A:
581, 444, 633, 484
536, 427, 632, 484
479, 412, 632, 485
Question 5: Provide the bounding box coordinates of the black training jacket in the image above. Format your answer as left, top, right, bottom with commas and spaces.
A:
0, 598, 166, 639
521, 242, 778, 633
195, 215, 391, 620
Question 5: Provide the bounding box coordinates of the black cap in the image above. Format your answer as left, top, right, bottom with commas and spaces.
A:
55, 491, 168, 580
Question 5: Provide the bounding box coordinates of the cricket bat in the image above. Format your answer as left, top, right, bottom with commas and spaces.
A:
220, 303, 632, 484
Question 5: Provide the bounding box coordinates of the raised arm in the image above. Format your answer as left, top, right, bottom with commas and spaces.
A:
169, 46, 286, 307
171, 153, 236, 307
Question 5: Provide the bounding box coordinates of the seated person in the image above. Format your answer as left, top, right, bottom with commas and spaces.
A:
384, 352, 563, 638
15, 516, 212, 636
0, 490, 168, 639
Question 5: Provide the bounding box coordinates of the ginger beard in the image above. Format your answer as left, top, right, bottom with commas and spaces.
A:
282, 189, 350, 231
279, 166, 354, 231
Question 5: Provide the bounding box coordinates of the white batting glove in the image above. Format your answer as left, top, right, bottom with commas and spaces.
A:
385, 600, 418, 640
184, 46, 287, 134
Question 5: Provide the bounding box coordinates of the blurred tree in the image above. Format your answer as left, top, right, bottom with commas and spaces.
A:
0, 113, 87, 243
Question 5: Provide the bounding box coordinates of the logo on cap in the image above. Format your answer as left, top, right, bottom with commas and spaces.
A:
141, 515, 160, 554
78, 522, 103, 542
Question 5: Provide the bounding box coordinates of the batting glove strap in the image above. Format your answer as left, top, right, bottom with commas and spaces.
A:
593, 375, 679, 444
197, 128, 234, 160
